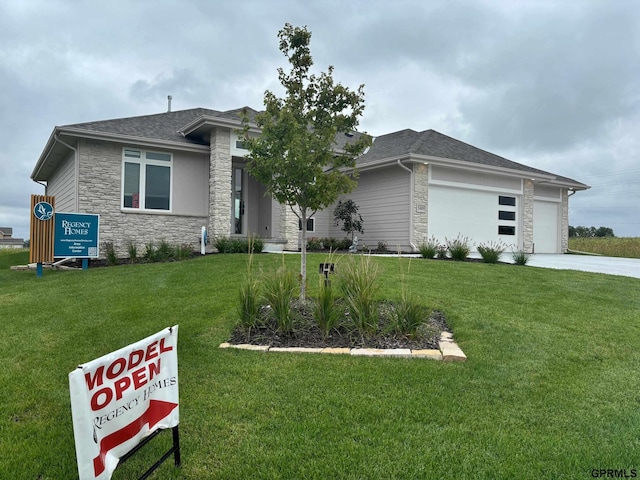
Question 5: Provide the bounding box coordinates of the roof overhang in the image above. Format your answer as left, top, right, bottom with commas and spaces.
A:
178, 115, 261, 139
31, 127, 210, 182
354, 153, 590, 190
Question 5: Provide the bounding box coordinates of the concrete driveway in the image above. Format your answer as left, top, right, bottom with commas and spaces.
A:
512, 254, 640, 279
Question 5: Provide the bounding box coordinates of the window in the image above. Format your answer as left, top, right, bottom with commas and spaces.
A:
499, 210, 516, 221
235, 140, 248, 150
122, 149, 172, 211
298, 218, 315, 232
499, 226, 516, 235
499, 196, 516, 206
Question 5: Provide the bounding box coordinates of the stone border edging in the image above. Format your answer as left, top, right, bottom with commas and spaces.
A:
219, 332, 466, 362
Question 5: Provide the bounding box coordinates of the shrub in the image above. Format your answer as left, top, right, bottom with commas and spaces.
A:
143, 242, 156, 262
156, 239, 173, 261
391, 295, 429, 337
307, 237, 323, 251
103, 242, 118, 266
377, 241, 388, 252
214, 237, 232, 253
418, 236, 439, 259
512, 250, 532, 266
249, 235, 264, 255
126, 240, 138, 264
477, 241, 507, 264
173, 244, 193, 261
436, 245, 448, 259
262, 265, 297, 332
446, 234, 471, 261
340, 255, 380, 335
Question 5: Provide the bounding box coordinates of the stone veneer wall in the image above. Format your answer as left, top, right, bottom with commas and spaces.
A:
413, 163, 429, 247
209, 127, 232, 239
279, 203, 300, 250
561, 190, 569, 253
522, 179, 534, 253
77, 139, 206, 257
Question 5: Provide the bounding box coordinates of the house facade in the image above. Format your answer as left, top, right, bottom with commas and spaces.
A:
31, 107, 589, 256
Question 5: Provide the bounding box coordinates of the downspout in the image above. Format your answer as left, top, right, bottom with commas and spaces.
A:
397, 160, 418, 252
54, 134, 79, 211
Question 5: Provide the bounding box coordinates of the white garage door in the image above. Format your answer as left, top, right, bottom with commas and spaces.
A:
428, 185, 520, 250
533, 200, 559, 253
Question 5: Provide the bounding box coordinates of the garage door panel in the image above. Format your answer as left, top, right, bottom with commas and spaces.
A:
429, 186, 519, 249
533, 200, 559, 253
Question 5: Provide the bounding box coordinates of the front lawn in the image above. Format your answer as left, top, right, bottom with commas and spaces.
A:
1, 251, 639, 479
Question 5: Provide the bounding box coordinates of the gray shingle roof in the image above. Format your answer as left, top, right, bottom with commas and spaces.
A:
357, 128, 587, 186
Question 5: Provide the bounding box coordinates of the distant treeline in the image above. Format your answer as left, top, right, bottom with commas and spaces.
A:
569, 226, 615, 238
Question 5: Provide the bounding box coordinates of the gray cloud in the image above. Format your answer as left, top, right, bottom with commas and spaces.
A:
1, 0, 639, 239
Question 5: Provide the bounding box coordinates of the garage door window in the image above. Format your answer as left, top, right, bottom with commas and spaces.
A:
499, 196, 516, 206
499, 210, 516, 221
499, 226, 516, 235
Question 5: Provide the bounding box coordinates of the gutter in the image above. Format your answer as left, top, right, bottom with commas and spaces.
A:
397, 160, 418, 252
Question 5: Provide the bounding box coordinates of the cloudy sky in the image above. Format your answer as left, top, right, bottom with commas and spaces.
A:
1, 0, 639, 241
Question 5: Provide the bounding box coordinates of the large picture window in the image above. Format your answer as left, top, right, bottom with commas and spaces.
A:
122, 149, 172, 211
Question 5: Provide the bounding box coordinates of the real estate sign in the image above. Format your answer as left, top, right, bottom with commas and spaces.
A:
54, 212, 100, 258
69, 326, 179, 480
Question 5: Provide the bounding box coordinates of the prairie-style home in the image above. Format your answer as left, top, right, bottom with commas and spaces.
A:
31, 107, 589, 255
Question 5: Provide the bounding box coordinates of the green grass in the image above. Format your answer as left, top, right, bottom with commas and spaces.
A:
2, 250, 640, 479
569, 237, 640, 258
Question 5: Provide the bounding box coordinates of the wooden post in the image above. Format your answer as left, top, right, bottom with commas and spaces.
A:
30, 195, 56, 266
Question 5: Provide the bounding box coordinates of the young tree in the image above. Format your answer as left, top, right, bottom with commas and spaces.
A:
334, 199, 364, 241
241, 24, 371, 300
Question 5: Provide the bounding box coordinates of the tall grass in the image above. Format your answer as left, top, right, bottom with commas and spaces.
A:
339, 255, 380, 334
569, 237, 640, 259
262, 262, 297, 332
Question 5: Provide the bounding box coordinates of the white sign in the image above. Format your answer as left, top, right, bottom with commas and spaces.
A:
69, 326, 179, 480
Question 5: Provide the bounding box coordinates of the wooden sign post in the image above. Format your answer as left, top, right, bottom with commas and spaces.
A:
30, 194, 55, 277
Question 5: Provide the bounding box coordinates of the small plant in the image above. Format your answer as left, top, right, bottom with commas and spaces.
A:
173, 244, 193, 261
262, 263, 297, 332
248, 235, 264, 255
143, 242, 156, 262
340, 255, 380, 335
126, 240, 138, 264
333, 199, 364, 241
436, 245, 448, 259
446, 234, 471, 261
512, 249, 532, 265
312, 270, 342, 337
477, 241, 507, 264
156, 239, 172, 261
418, 236, 439, 259
237, 252, 262, 331
391, 295, 429, 337
103, 242, 118, 266
307, 237, 323, 251
214, 237, 231, 253
377, 241, 388, 252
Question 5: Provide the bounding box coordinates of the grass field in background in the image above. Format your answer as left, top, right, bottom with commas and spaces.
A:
1, 249, 639, 479
569, 237, 640, 258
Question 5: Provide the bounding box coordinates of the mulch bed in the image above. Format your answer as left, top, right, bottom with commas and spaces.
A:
230, 301, 451, 350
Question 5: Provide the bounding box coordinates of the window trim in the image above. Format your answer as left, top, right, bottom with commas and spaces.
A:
121, 148, 173, 212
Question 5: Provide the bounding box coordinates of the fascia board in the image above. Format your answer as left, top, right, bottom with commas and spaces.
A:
32, 128, 62, 180
179, 115, 261, 136
57, 128, 210, 153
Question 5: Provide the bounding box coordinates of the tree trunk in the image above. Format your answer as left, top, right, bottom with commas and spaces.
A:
300, 207, 307, 301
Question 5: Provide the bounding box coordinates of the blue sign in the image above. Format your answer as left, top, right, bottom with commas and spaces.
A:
34, 201, 54, 221
54, 213, 100, 258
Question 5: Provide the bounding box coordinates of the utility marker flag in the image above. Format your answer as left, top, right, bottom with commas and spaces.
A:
69, 326, 179, 480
